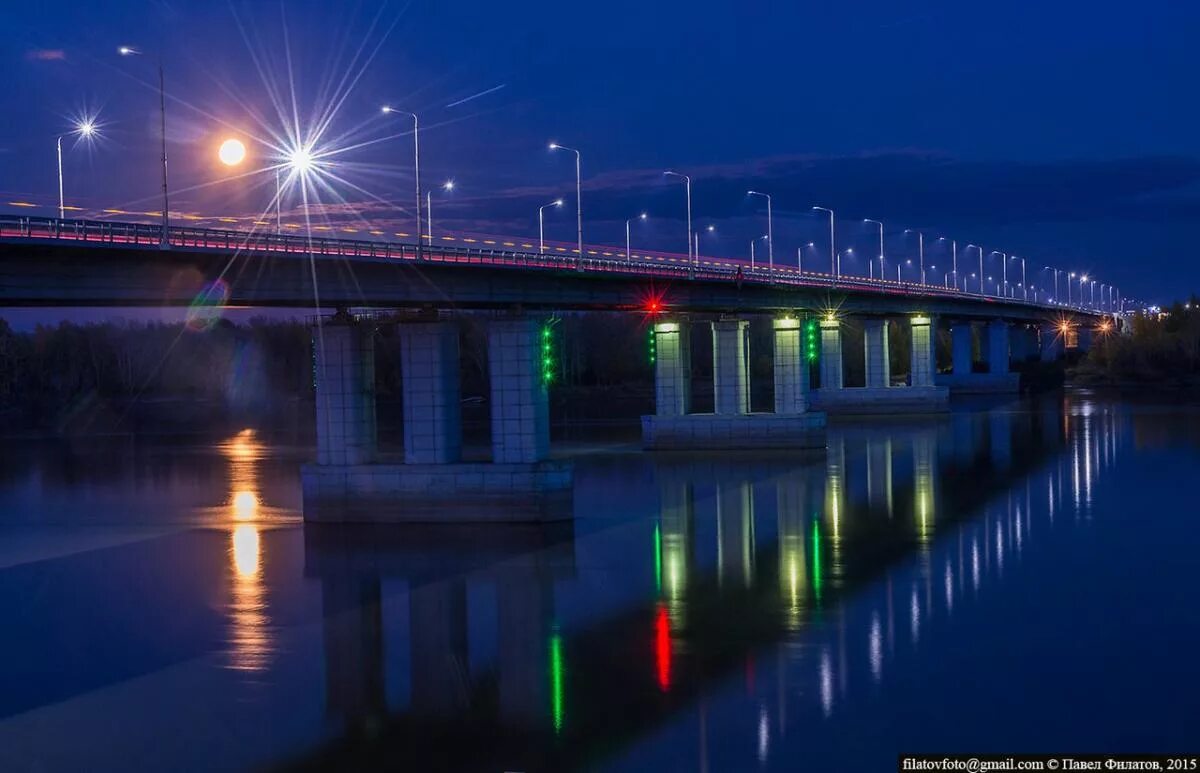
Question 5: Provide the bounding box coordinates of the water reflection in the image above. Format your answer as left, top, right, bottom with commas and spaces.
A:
220, 428, 274, 674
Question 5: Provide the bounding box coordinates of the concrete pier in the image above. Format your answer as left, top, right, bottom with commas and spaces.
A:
398, 321, 462, 464
863, 318, 890, 389
314, 319, 377, 467
951, 323, 974, 377
304, 316, 572, 523
811, 315, 948, 414
712, 319, 749, 415
1041, 325, 1064, 362
819, 318, 844, 390
773, 317, 809, 414
938, 318, 1020, 394
642, 317, 826, 450
987, 320, 1011, 374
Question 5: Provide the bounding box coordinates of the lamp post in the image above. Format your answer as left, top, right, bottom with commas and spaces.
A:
988, 251, 1006, 297
812, 207, 836, 278
905, 230, 926, 285
380, 106, 421, 254
747, 190, 774, 275
664, 171, 693, 270
864, 219, 884, 282
424, 180, 454, 243
1079, 274, 1089, 309
799, 242, 813, 275
57, 119, 96, 219
1068, 272, 1076, 306
118, 45, 170, 247
1013, 256, 1026, 301
967, 244, 984, 294
750, 234, 768, 272
939, 237, 958, 291
550, 142, 583, 266
1045, 267, 1060, 304
625, 212, 647, 262
539, 198, 564, 254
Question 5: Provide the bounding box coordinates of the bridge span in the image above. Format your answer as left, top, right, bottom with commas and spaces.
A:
0, 216, 1118, 522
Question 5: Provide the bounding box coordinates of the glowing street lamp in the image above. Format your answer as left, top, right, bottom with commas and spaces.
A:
664, 170, 693, 270
118, 44, 170, 247
57, 118, 97, 219
904, 230, 926, 285
798, 242, 814, 275
938, 237, 958, 291
426, 180, 454, 242
988, 251, 1006, 297
539, 198, 564, 254
626, 212, 647, 262
967, 244, 985, 294
550, 142, 584, 265
812, 206, 836, 278
863, 219, 884, 281
1079, 274, 1089, 308
747, 190, 774, 274
750, 234, 768, 272
380, 106, 422, 253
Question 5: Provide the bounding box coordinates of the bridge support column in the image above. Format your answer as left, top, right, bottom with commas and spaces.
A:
1041, 325, 1064, 362
712, 319, 749, 415
910, 316, 935, 388
951, 323, 974, 376
863, 318, 890, 389
314, 318, 377, 466
398, 322, 462, 464
489, 318, 550, 463
819, 318, 844, 390
772, 317, 808, 414
653, 320, 691, 416
987, 320, 1011, 374
1075, 326, 1094, 353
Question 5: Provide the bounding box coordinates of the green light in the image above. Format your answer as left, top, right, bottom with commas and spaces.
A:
549, 632, 565, 733
654, 523, 662, 594
541, 323, 556, 386
811, 519, 823, 603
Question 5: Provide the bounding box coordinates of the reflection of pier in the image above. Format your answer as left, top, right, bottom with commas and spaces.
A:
286, 400, 1115, 772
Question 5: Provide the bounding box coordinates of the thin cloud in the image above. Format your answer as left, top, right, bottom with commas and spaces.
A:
26, 49, 66, 61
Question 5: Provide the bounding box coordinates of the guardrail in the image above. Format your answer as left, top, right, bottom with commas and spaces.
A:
0, 214, 1108, 315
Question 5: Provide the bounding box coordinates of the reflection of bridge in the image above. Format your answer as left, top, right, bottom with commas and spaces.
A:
284, 401, 1111, 771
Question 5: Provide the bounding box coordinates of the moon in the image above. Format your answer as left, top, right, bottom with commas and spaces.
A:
218, 138, 246, 166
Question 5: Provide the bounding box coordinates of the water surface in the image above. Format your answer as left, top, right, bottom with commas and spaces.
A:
1, 395, 1198, 771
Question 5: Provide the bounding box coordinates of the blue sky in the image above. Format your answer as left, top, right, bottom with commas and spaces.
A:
2, 0, 1198, 310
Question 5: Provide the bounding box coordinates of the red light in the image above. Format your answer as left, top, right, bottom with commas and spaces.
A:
648, 300, 661, 313
654, 604, 671, 691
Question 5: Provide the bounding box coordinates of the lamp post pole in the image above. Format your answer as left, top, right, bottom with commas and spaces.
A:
664, 171, 693, 271
748, 191, 774, 275
813, 207, 836, 279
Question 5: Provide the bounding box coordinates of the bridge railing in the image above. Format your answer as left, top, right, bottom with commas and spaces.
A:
0, 214, 1106, 315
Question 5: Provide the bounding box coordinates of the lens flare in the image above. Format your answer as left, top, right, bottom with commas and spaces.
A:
218, 138, 247, 166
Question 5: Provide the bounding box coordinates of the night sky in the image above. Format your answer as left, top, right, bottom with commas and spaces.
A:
3, 0, 1198, 318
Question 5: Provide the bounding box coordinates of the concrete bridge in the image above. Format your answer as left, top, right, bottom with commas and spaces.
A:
0, 216, 1116, 520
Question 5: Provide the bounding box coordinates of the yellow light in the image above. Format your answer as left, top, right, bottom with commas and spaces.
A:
218, 138, 247, 166
232, 490, 259, 520
231, 524, 261, 578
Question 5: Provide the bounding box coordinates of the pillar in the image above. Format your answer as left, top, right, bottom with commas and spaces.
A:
398, 322, 462, 464
654, 321, 691, 416
314, 320, 377, 466
951, 323, 974, 376
910, 316, 935, 387
1040, 325, 1064, 362
712, 319, 749, 415
1075, 326, 1094, 353
773, 317, 808, 413
820, 319, 843, 390
987, 320, 1011, 374
488, 318, 550, 464
863, 318, 890, 389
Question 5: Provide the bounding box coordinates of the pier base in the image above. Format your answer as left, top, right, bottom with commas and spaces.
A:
641, 412, 827, 450
809, 386, 949, 415
302, 460, 573, 523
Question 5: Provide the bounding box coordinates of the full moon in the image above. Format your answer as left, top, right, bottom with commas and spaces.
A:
218, 138, 246, 166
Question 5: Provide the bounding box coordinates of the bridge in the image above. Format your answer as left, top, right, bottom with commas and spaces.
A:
1, 215, 1116, 521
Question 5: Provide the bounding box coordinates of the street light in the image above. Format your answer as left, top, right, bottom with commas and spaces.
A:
381, 106, 422, 253
550, 142, 584, 266
1012, 256, 1026, 301
664, 171, 692, 270
747, 190, 774, 274
967, 244, 985, 294
1068, 272, 1076, 306
904, 230, 926, 285
57, 118, 97, 219
812, 207, 836, 278
864, 219, 884, 282
539, 198, 564, 254
425, 180, 454, 242
1045, 267, 1060, 304
626, 212, 647, 262
938, 237, 959, 291
118, 44, 170, 248
798, 242, 814, 275
750, 234, 768, 272
988, 251, 1006, 297
1079, 274, 1089, 309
